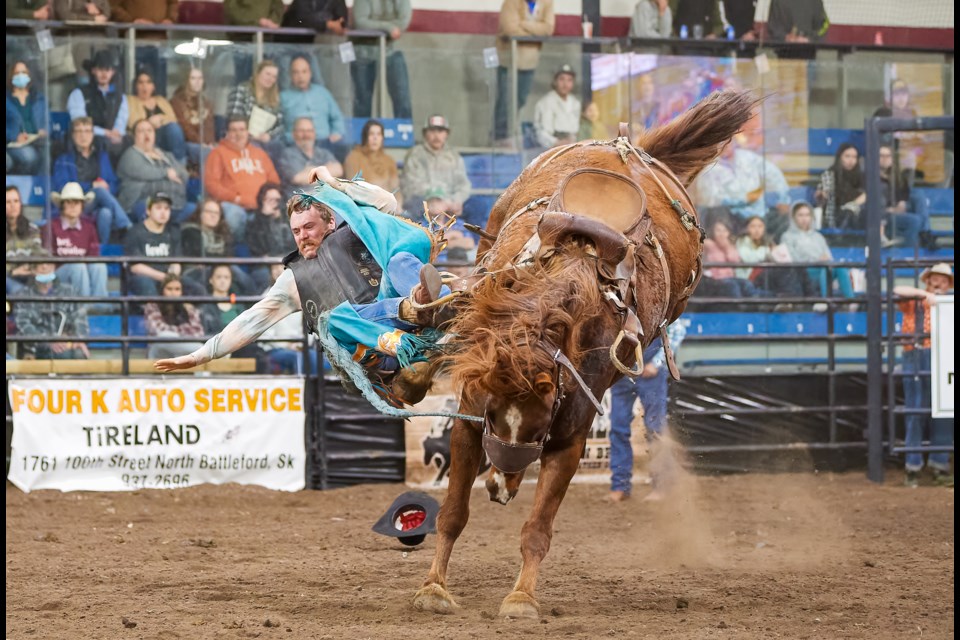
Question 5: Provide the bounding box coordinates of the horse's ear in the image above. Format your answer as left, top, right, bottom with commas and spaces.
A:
534, 372, 555, 398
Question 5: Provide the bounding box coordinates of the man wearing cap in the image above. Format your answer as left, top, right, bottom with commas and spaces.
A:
156, 166, 451, 406
123, 192, 187, 297
533, 64, 582, 148
893, 264, 955, 488
67, 50, 129, 164
493, 0, 556, 144
47, 182, 108, 300
400, 115, 472, 217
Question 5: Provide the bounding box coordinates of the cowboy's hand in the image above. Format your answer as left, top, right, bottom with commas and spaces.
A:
154, 354, 199, 372
308, 165, 338, 185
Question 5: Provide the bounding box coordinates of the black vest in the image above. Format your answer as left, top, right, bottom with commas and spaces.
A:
80, 83, 123, 131
283, 223, 383, 334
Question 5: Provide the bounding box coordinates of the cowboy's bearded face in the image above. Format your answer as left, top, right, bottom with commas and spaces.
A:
290, 205, 335, 260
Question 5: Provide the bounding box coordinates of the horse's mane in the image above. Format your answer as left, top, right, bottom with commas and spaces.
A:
449, 243, 605, 400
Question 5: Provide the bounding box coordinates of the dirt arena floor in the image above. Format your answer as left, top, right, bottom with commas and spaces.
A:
6, 467, 954, 640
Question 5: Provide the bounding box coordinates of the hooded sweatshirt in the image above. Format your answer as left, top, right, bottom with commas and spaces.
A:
204, 141, 281, 210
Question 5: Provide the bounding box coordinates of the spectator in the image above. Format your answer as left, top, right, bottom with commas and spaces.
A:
578, 101, 609, 142
630, 0, 672, 38
67, 50, 128, 164
204, 115, 281, 239
280, 56, 348, 161
632, 73, 661, 131
127, 69, 186, 163
735, 215, 817, 298
400, 115, 471, 217
722, 0, 758, 40
692, 139, 791, 233
815, 142, 865, 231
246, 183, 296, 291
766, 0, 827, 42
226, 60, 285, 156
123, 191, 183, 296
109, 0, 177, 95
117, 118, 194, 223
350, 0, 413, 120
51, 0, 109, 21
47, 182, 108, 299
258, 263, 319, 374
6, 60, 47, 175
169, 66, 216, 170
493, 0, 556, 144
282, 0, 347, 43
52, 116, 133, 244
878, 144, 923, 249
606, 322, 686, 502
344, 119, 401, 197
278, 117, 344, 188
893, 263, 954, 488
224, 0, 285, 82
180, 199, 256, 295
6, 185, 41, 295
143, 272, 206, 360
873, 79, 926, 181
699, 215, 767, 299
199, 263, 267, 370
780, 201, 855, 305
673, 0, 722, 38
7, 0, 51, 19
534, 65, 581, 149
14, 249, 90, 361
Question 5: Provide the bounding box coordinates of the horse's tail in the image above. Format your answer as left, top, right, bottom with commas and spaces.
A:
636, 90, 759, 187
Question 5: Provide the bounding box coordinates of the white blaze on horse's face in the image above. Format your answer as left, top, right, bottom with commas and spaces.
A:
504, 404, 523, 443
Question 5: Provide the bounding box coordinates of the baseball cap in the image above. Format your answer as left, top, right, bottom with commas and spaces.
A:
147, 192, 173, 208
423, 114, 450, 131
554, 64, 576, 80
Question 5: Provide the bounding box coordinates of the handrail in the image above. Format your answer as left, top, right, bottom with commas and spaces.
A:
5, 18, 386, 39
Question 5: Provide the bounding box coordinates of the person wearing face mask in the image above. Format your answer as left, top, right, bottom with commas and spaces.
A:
893, 263, 954, 488
14, 249, 90, 361
156, 165, 456, 408
6, 60, 48, 175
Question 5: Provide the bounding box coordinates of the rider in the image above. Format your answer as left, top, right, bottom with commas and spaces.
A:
154, 166, 449, 403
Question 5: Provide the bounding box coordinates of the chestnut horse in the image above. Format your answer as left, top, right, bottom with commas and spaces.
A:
413, 91, 755, 618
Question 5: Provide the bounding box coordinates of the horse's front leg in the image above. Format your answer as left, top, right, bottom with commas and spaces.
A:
498, 434, 586, 619
413, 418, 483, 614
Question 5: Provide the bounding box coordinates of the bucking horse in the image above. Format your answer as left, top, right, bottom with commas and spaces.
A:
412, 90, 756, 618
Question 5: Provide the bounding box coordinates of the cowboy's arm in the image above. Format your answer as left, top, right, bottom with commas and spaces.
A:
154, 270, 301, 371
308, 165, 399, 213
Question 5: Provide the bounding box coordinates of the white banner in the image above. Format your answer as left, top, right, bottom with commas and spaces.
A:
8, 377, 306, 493
931, 295, 954, 418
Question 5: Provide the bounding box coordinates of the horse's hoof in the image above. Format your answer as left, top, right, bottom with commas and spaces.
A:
498, 590, 540, 619
413, 583, 460, 614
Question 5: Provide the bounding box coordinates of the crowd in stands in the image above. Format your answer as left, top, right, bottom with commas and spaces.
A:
4, 0, 954, 363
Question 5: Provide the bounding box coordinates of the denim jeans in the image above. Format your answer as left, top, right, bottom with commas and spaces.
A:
885, 212, 922, 247
351, 51, 412, 120
156, 122, 187, 163
91, 187, 133, 243
7, 275, 27, 295
56, 262, 108, 298
902, 347, 953, 472
494, 66, 535, 140
6, 143, 42, 174
354, 251, 449, 329
185, 142, 213, 167
608, 373, 668, 494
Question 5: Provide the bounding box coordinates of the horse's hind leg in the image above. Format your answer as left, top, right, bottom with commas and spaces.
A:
499, 436, 586, 619
413, 419, 483, 614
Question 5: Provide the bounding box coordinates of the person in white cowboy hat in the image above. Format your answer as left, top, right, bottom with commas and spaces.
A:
893, 263, 954, 488
48, 182, 109, 300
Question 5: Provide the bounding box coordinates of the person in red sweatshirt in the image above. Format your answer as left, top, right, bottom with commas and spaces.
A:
204, 114, 281, 239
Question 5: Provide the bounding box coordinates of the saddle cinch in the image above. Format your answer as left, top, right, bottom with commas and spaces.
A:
532, 167, 680, 381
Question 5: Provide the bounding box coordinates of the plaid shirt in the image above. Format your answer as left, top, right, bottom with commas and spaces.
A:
143, 302, 205, 338
13, 281, 89, 356
224, 84, 285, 140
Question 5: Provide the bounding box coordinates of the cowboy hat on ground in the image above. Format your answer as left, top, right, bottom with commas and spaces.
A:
371, 490, 440, 547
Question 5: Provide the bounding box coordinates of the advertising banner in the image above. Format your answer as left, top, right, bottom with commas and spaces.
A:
8, 377, 306, 493
931, 295, 954, 418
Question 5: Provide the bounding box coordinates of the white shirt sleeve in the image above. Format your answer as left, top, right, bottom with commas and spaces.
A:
336, 179, 400, 214
189, 269, 302, 365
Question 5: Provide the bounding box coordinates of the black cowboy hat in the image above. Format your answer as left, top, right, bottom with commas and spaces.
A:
83, 49, 119, 72
371, 491, 440, 547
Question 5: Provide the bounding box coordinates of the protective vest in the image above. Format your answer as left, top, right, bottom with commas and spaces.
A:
79, 84, 123, 131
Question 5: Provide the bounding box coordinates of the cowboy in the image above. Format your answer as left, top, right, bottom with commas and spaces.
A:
155, 166, 450, 404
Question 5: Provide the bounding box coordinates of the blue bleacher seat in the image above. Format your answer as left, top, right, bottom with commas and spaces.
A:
788, 185, 814, 204
462, 194, 497, 230
913, 187, 954, 216
100, 243, 123, 277
49, 111, 70, 140
6, 175, 46, 206
463, 154, 493, 176
807, 128, 865, 157
347, 118, 415, 148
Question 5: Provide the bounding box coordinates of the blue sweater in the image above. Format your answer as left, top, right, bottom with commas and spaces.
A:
52, 143, 119, 195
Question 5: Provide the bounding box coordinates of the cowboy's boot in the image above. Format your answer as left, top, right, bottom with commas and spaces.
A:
399, 264, 446, 327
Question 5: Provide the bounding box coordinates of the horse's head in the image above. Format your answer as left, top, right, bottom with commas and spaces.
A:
481, 366, 560, 504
